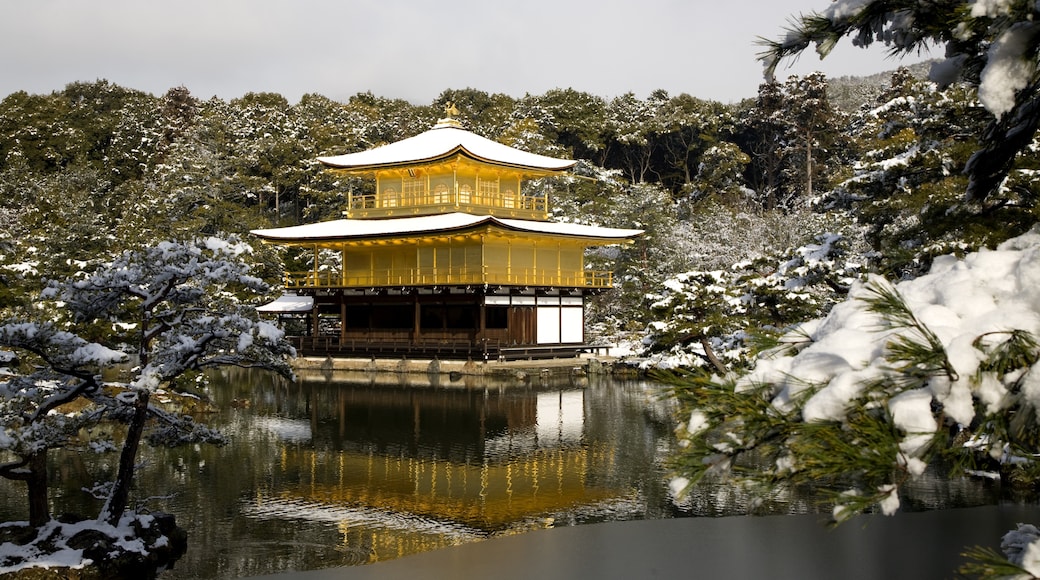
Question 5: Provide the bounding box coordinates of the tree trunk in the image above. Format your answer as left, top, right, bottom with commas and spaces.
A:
805, 128, 813, 200
700, 338, 728, 375
101, 391, 150, 525
26, 451, 50, 527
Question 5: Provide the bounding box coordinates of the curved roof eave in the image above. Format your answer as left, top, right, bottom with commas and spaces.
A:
322, 146, 574, 176
251, 213, 643, 245
316, 126, 576, 173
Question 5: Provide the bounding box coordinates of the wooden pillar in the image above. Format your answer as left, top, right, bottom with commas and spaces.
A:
312, 244, 319, 287
478, 295, 486, 345
340, 300, 346, 340
476, 297, 484, 338
413, 293, 421, 346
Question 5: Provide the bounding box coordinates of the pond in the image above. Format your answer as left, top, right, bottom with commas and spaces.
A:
0, 367, 1011, 578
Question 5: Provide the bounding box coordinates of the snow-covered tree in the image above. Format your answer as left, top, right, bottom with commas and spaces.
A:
652, 92, 736, 194
512, 88, 609, 163
691, 142, 752, 204
0, 323, 126, 527
432, 88, 516, 139
736, 74, 848, 211
341, 91, 430, 148
823, 67, 1000, 277
0, 236, 293, 573
782, 72, 849, 203
606, 92, 664, 184
643, 230, 864, 372
658, 4, 1040, 569
739, 81, 789, 209
668, 226, 1040, 522
760, 0, 1040, 203
158, 85, 198, 155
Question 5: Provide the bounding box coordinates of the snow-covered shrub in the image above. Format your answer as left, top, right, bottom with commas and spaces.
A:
0, 236, 295, 575
641, 232, 863, 371
669, 226, 1040, 519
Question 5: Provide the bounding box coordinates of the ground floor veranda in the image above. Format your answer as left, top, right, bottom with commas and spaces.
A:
268, 286, 606, 361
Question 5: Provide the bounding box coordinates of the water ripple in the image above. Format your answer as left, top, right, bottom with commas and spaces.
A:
240, 493, 486, 542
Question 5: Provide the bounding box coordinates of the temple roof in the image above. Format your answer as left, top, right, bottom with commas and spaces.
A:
317, 120, 577, 173
251, 213, 642, 244
256, 293, 314, 313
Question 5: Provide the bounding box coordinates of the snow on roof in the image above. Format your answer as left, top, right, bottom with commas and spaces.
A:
256, 294, 314, 313
250, 213, 642, 243
496, 217, 643, 239
317, 122, 576, 172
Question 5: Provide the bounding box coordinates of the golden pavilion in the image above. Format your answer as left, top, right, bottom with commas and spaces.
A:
252, 108, 642, 360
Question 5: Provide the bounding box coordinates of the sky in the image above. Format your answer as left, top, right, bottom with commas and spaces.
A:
0, 0, 932, 105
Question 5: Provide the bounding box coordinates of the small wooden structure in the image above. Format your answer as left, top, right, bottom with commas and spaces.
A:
252, 108, 642, 360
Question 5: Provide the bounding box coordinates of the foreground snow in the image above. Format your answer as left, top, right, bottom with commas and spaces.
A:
735, 226, 1040, 464
0, 512, 185, 576
669, 226, 1040, 570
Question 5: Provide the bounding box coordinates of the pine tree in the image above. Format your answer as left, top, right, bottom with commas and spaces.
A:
738, 74, 846, 211
760, 0, 1040, 203
0, 236, 294, 530
824, 66, 1029, 277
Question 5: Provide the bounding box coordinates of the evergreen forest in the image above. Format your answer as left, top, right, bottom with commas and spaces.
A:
3, 66, 1034, 371
9, 0, 1040, 574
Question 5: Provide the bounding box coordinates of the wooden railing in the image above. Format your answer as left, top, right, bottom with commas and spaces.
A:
345, 190, 548, 219
283, 268, 614, 290
291, 335, 605, 361
294, 335, 486, 359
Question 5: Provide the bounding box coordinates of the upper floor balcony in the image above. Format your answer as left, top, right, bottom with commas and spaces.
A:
344, 171, 550, 220
282, 266, 615, 290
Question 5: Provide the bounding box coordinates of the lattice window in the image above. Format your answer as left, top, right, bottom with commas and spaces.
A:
477, 177, 498, 202
402, 177, 425, 204
382, 187, 399, 207
433, 183, 450, 203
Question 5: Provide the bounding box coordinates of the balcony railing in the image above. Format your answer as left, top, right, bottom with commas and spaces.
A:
283, 267, 614, 289
345, 190, 548, 220
290, 335, 607, 361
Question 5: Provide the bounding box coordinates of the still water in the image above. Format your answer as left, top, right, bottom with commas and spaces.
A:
0, 368, 1008, 578
1, 369, 681, 578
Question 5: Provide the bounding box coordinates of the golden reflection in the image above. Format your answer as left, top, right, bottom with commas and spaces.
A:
268, 444, 614, 529
245, 381, 632, 565
330, 517, 473, 565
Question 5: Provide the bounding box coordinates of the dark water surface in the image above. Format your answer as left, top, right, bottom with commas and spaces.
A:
0, 368, 1014, 578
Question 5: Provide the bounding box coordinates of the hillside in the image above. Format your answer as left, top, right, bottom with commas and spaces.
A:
827, 60, 936, 111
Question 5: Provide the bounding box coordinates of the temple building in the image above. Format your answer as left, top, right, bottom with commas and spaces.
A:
251, 108, 642, 360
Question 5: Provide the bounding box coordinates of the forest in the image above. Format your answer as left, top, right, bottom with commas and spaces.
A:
2, 64, 1033, 371
5, 0, 1040, 575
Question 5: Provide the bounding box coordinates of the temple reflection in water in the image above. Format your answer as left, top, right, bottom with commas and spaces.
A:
235, 369, 667, 564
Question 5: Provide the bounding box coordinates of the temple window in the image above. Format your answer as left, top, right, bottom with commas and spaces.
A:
433, 183, 450, 204
383, 187, 399, 207
478, 177, 498, 204
458, 183, 473, 204
403, 176, 425, 205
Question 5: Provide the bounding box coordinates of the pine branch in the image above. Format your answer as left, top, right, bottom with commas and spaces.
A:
789, 406, 904, 489
974, 329, 1040, 377
860, 277, 959, 381
958, 545, 1033, 578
